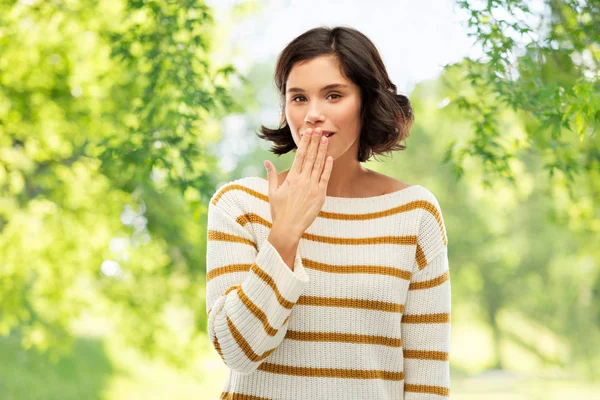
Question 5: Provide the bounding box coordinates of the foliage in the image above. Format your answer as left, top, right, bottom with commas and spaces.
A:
447, 0, 599, 206
0, 0, 249, 367
403, 64, 600, 378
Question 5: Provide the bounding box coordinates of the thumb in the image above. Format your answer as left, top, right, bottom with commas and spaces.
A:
264, 160, 277, 193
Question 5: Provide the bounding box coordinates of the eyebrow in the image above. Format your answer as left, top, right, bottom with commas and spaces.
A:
286, 83, 349, 94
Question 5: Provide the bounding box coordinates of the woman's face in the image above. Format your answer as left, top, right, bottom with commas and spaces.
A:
284, 55, 362, 160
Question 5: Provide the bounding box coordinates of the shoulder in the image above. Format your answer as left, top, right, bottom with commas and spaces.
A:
413, 184, 448, 268
209, 176, 266, 213
412, 183, 445, 228
415, 184, 443, 212
365, 170, 411, 195
370, 171, 438, 205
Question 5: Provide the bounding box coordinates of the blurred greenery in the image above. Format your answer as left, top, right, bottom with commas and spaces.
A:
0, 330, 113, 400
0, 0, 251, 369
450, 0, 599, 188
0, 0, 598, 398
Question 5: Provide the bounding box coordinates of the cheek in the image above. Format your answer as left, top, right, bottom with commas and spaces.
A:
285, 107, 301, 127
333, 102, 361, 127
285, 108, 302, 143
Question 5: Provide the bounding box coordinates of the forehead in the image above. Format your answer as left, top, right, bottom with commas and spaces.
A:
286, 56, 352, 89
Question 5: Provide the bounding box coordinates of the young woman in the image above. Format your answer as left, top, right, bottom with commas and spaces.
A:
206, 25, 450, 400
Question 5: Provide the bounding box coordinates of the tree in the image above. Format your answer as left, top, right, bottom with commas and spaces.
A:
376, 68, 600, 377
446, 0, 599, 228
0, 0, 249, 367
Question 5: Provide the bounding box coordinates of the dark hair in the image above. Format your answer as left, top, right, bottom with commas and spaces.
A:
256, 25, 414, 163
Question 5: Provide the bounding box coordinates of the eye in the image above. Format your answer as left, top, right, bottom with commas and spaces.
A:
291, 94, 342, 102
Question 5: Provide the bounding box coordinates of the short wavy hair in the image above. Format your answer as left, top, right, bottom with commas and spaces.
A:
256, 25, 414, 163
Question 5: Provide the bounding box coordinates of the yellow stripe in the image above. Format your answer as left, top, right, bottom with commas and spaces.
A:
209, 280, 291, 337
212, 302, 403, 347
211, 182, 446, 271
236, 287, 281, 336
403, 349, 449, 361
257, 362, 404, 380
223, 285, 239, 295
212, 332, 224, 362
207, 254, 412, 282
208, 229, 257, 251
233, 211, 419, 246
209, 282, 405, 344
301, 232, 417, 246
417, 199, 448, 245
415, 243, 427, 270
207, 284, 240, 317
212, 183, 447, 244
250, 262, 296, 309
209, 285, 242, 364
405, 383, 449, 396
209, 225, 420, 274
409, 271, 450, 290
207, 263, 253, 282
285, 330, 402, 347
226, 313, 278, 363
220, 391, 271, 400
304, 258, 412, 280
298, 296, 404, 313
207, 228, 414, 281
402, 313, 450, 324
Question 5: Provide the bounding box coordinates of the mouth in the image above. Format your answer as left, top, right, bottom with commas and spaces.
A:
301, 130, 336, 138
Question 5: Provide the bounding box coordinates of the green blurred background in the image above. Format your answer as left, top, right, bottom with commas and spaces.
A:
1, 0, 599, 399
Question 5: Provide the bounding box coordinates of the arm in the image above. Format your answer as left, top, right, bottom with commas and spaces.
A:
401, 190, 451, 398
401, 246, 451, 399
267, 222, 301, 271
205, 197, 309, 375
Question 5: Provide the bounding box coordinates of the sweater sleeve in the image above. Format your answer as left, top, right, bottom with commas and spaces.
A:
401, 193, 451, 398
205, 193, 310, 375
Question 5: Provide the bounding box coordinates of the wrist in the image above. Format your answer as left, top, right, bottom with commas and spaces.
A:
268, 223, 301, 249
267, 222, 301, 271
270, 220, 303, 242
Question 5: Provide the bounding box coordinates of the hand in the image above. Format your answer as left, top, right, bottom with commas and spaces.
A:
263, 127, 333, 237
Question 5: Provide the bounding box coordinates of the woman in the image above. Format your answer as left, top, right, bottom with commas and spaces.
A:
206, 25, 450, 400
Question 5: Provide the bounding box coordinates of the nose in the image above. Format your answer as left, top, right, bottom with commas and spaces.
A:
304, 104, 325, 125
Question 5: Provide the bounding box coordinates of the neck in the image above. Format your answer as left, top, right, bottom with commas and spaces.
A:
325, 157, 371, 198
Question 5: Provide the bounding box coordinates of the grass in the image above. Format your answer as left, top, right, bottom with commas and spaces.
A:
0, 332, 113, 400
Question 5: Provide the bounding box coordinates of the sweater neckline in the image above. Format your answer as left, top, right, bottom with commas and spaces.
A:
256, 177, 422, 205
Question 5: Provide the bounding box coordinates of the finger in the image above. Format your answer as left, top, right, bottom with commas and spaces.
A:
302, 127, 322, 177
264, 160, 278, 194
311, 133, 328, 182
319, 155, 333, 192
289, 127, 312, 177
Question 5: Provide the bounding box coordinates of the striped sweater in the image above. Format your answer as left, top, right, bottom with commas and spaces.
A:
206, 176, 451, 400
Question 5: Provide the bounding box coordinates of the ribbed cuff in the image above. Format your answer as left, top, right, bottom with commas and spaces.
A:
255, 237, 309, 303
